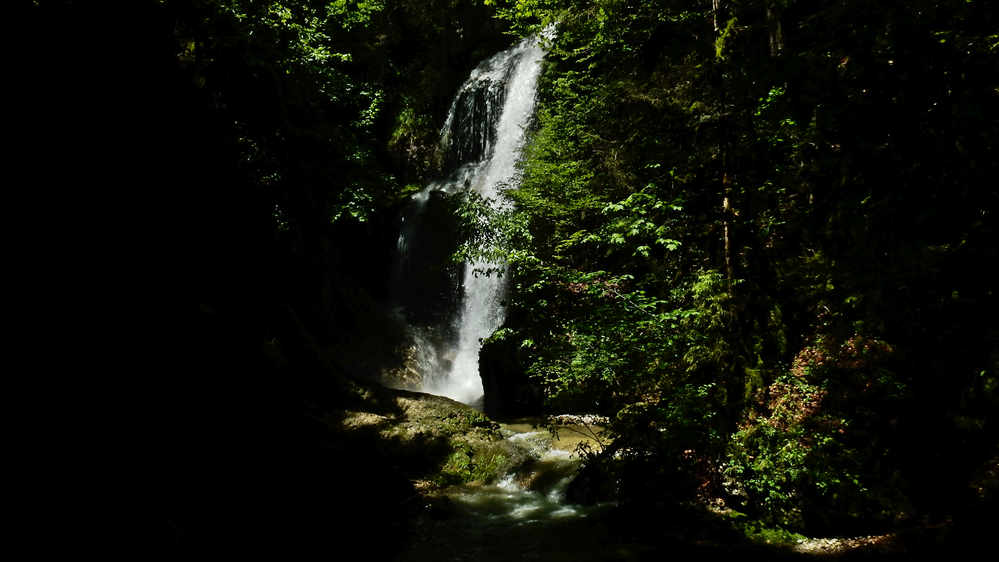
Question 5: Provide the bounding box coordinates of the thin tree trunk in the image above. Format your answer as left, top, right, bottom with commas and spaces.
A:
722, 173, 734, 293
766, 2, 784, 56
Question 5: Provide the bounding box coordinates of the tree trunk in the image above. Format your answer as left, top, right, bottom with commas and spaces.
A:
766, 2, 784, 56
722, 173, 734, 293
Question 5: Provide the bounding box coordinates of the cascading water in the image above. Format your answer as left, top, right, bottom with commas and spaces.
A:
394, 33, 548, 406
400, 421, 617, 562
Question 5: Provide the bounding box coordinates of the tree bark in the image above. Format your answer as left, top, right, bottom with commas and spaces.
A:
766, 1, 784, 57
722, 173, 734, 293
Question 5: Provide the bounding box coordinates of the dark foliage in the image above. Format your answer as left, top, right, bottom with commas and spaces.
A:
482, 0, 999, 536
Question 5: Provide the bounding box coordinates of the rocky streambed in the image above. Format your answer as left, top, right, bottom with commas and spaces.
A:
332, 384, 966, 560
395, 417, 642, 562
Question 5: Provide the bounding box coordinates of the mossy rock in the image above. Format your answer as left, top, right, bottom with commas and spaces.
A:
335, 386, 529, 487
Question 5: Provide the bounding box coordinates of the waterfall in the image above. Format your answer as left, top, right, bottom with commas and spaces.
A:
394, 34, 547, 406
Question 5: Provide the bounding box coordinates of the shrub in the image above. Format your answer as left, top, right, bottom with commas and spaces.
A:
725, 335, 910, 533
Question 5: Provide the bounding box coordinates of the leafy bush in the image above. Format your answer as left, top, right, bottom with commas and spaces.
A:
725, 335, 911, 532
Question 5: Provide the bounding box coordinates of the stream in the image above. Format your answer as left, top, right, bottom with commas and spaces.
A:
398, 422, 659, 562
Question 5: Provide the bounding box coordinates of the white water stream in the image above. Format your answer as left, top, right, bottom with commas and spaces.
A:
396, 33, 548, 405
400, 424, 626, 562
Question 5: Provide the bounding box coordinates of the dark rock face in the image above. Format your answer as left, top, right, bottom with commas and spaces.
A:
479, 332, 543, 418
392, 190, 464, 330
440, 60, 515, 170
565, 456, 617, 506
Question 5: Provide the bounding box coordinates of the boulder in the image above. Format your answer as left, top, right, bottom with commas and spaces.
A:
479, 331, 543, 418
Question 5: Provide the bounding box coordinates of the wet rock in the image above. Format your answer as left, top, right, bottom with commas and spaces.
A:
479, 331, 543, 418
548, 414, 610, 426
516, 457, 578, 494
565, 448, 619, 505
